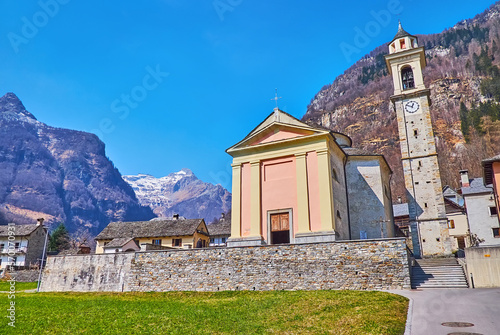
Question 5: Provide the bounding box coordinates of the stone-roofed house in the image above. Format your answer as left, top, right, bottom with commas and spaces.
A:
460, 170, 500, 246
0, 221, 48, 272
208, 214, 231, 247
95, 217, 210, 254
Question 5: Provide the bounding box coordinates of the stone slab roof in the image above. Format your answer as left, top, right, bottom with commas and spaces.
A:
0, 224, 40, 237
105, 237, 136, 248
95, 219, 205, 240
343, 147, 379, 157
461, 177, 493, 196
393, 203, 409, 217
207, 221, 231, 236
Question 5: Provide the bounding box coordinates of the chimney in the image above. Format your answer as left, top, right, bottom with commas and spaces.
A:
173, 214, 179, 220
459, 170, 470, 188
36, 218, 44, 226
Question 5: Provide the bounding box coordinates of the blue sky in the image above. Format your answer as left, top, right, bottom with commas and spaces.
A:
0, 0, 495, 190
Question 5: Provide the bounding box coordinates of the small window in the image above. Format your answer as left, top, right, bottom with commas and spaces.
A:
448, 220, 455, 229
336, 210, 341, 219
422, 239, 426, 243
424, 203, 428, 208
436, 238, 440, 242
418, 161, 422, 167
222, 237, 227, 243
413, 129, 418, 136
14, 242, 19, 248
152, 239, 162, 245
210, 238, 215, 244
493, 228, 500, 238
489, 207, 498, 216
172, 238, 182, 247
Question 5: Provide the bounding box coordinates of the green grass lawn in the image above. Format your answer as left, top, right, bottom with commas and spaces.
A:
0, 290, 408, 335
0, 281, 38, 292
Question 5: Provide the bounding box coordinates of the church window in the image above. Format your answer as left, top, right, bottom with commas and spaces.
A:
400, 39, 406, 49
401, 66, 415, 90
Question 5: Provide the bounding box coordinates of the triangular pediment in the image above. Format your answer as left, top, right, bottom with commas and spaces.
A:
227, 109, 329, 153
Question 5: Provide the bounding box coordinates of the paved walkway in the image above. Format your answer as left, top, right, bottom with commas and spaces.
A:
389, 288, 500, 335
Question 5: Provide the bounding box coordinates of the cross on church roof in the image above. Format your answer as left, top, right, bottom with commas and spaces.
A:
271, 88, 282, 109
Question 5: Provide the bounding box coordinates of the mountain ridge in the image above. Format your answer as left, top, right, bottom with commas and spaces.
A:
0, 93, 155, 238
302, 2, 500, 200
123, 169, 231, 223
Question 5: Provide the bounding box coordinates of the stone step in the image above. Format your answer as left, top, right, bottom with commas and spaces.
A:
413, 285, 469, 289
411, 258, 468, 289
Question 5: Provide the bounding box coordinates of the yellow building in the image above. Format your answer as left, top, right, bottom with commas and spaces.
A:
95, 218, 209, 254
226, 107, 395, 247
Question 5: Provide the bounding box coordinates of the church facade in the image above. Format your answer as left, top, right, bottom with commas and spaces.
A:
226, 108, 394, 247
385, 23, 454, 257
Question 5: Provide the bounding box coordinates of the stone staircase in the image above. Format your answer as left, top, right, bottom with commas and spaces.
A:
411, 258, 469, 289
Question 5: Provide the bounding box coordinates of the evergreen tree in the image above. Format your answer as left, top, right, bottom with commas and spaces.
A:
48, 223, 71, 252
459, 102, 470, 141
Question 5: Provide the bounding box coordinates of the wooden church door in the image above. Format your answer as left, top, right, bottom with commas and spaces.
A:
270, 213, 290, 244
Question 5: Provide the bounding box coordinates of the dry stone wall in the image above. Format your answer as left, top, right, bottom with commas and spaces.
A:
40, 238, 410, 292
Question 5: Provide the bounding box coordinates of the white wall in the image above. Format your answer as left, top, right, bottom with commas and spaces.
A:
465, 194, 500, 246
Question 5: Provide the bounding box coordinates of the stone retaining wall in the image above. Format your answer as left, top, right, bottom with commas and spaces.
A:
40, 238, 410, 292
40, 253, 134, 292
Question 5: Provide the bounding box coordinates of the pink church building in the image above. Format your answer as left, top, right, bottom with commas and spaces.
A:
226, 108, 395, 247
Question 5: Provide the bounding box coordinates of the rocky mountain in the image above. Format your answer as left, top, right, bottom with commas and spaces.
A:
0, 93, 155, 236
123, 169, 231, 223
303, 2, 500, 201
123, 170, 231, 223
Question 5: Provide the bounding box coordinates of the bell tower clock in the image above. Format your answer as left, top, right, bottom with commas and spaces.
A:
385, 22, 453, 257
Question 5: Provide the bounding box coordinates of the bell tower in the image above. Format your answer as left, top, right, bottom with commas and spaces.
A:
385, 22, 453, 257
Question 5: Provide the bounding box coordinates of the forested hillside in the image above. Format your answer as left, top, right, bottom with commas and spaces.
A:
303, 2, 500, 200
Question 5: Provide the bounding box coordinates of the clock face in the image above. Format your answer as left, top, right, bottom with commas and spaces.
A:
405, 100, 420, 113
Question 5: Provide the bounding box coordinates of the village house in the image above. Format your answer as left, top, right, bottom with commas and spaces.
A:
207, 214, 231, 247
483, 154, 500, 222
225, 108, 395, 247
95, 217, 210, 253
460, 170, 500, 246
0, 221, 47, 272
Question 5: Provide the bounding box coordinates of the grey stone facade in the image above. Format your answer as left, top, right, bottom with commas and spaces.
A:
40, 238, 410, 292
